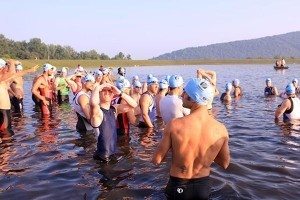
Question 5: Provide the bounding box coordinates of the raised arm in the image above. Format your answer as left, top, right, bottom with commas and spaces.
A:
78, 95, 91, 120
197, 69, 217, 86
1, 64, 39, 83
65, 75, 78, 93
90, 84, 104, 127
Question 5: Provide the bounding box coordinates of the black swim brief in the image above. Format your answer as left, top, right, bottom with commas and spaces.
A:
165, 176, 211, 200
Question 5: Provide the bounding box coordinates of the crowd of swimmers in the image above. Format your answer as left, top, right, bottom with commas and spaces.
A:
1, 58, 300, 199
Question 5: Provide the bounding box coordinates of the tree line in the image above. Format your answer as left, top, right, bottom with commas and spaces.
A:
0, 34, 131, 60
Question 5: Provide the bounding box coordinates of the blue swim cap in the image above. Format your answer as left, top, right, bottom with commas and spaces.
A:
292, 78, 298, 84
102, 68, 109, 75
0, 59, 6, 68
133, 80, 142, 88
184, 78, 214, 105
116, 77, 131, 91
159, 79, 169, 89
169, 75, 184, 88
94, 69, 103, 77
285, 83, 295, 95
147, 75, 158, 85
233, 79, 240, 86
82, 74, 95, 84
132, 75, 139, 81
61, 67, 68, 74
225, 83, 232, 91
43, 63, 54, 72
164, 75, 171, 83
16, 65, 23, 71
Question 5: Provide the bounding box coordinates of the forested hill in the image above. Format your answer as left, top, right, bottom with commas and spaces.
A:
0, 34, 131, 60
153, 31, 300, 60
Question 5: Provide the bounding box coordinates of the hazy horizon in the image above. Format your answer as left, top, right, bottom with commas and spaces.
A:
1, 0, 300, 59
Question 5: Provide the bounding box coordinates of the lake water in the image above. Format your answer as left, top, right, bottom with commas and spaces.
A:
0, 64, 299, 199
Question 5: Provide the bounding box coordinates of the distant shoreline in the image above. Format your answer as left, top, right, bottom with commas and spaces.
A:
20, 58, 300, 69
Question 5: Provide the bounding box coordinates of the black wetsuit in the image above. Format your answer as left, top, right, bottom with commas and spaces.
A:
165, 176, 211, 200
264, 87, 276, 96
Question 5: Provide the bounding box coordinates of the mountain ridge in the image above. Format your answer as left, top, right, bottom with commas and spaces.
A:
153, 31, 300, 60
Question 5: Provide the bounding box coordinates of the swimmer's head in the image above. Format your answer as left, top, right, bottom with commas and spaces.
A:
285, 83, 295, 95
232, 79, 240, 87
169, 75, 184, 88
132, 75, 139, 82
225, 83, 232, 92
292, 78, 298, 85
43, 63, 54, 72
82, 74, 96, 84
133, 80, 142, 88
184, 78, 214, 106
147, 75, 158, 86
118, 67, 126, 76
164, 75, 171, 83
159, 79, 169, 89
16, 64, 23, 71
61, 67, 68, 74
266, 78, 272, 86
102, 68, 109, 75
116, 77, 131, 91
94, 69, 103, 77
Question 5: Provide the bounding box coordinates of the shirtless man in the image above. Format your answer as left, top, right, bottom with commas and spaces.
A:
32, 63, 55, 116
1, 59, 37, 133
131, 80, 142, 116
153, 78, 230, 200
9, 65, 25, 112
232, 79, 243, 97
100, 68, 114, 85
0, 59, 18, 134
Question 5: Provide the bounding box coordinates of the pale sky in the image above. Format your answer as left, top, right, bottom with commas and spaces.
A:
1, 0, 299, 59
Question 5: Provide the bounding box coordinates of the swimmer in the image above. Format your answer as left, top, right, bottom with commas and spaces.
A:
153, 78, 230, 200
160, 75, 190, 124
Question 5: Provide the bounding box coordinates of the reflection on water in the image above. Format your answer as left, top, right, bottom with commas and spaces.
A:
0, 65, 300, 199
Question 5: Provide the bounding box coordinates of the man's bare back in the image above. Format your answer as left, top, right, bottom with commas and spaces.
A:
152, 78, 230, 199
168, 107, 230, 179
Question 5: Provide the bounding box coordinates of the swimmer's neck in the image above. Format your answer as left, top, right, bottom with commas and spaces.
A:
190, 104, 207, 113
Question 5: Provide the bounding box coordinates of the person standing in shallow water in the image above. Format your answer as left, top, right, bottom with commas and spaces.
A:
275, 83, 300, 121
9, 64, 25, 112
152, 78, 230, 200
32, 64, 55, 116
139, 74, 159, 128
264, 78, 278, 96
232, 79, 243, 97
90, 83, 137, 162
220, 82, 232, 103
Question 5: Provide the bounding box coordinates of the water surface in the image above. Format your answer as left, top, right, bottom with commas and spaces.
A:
0, 64, 299, 199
